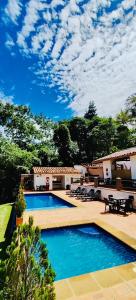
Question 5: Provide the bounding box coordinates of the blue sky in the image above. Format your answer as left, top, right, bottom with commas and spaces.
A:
0, 0, 136, 120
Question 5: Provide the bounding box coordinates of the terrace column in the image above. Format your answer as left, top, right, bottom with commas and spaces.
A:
116, 177, 123, 191
80, 177, 84, 185
94, 177, 98, 188
103, 160, 112, 179
130, 155, 136, 180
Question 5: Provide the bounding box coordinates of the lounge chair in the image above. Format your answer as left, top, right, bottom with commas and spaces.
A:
81, 189, 95, 201
76, 188, 88, 199
74, 187, 87, 198
70, 186, 83, 197
66, 186, 79, 195
90, 190, 101, 201
83, 190, 101, 201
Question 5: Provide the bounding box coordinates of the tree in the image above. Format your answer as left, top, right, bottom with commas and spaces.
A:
0, 136, 39, 172
53, 124, 75, 165
0, 103, 56, 151
116, 110, 129, 125
125, 94, 136, 119
15, 185, 26, 217
84, 101, 97, 120
37, 144, 59, 166
0, 103, 43, 149
115, 124, 133, 150
69, 117, 87, 162
0, 136, 39, 203
0, 217, 55, 300
91, 117, 116, 158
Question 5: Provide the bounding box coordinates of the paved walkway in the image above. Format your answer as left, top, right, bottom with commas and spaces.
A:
23, 191, 136, 300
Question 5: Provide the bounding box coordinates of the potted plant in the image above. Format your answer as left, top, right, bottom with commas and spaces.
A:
15, 185, 26, 226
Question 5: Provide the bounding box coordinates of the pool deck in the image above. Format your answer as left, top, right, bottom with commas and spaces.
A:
23, 191, 136, 300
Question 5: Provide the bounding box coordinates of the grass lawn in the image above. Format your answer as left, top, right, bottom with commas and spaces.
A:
0, 203, 12, 243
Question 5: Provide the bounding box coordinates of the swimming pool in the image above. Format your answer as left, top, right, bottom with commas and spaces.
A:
41, 224, 136, 280
25, 193, 74, 210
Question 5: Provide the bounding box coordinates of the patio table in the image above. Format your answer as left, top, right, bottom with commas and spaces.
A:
109, 197, 127, 211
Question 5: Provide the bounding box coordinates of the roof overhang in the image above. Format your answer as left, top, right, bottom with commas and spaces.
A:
33, 167, 81, 175
93, 147, 136, 164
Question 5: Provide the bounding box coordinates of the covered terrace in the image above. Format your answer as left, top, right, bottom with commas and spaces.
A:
93, 147, 136, 190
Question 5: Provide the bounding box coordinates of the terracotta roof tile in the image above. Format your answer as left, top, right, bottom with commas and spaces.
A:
93, 147, 136, 163
33, 167, 81, 175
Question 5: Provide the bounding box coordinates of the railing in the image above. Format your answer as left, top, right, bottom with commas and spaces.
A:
75, 176, 136, 191
96, 178, 136, 191
122, 179, 136, 190
98, 178, 116, 188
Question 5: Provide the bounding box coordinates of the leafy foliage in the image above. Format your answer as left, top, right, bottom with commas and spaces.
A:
53, 124, 76, 166
0, 217, 55, 300
0, 136, 39, 172
15, 185, 26, 217
126, 94, 136, 119
84, 101, 97, 120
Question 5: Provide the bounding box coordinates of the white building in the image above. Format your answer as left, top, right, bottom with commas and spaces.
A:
33, 167, 81, 191
93, 147, 136, 181
74, 165, 87, 176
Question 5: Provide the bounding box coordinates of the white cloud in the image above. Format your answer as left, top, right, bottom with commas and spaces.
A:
51, 0, 64, 9
5, 0, 136, 116
122, 0, 135, 10
5, 0, 22, 24
17, 0, 47, 49
0, 90, 14, 103
5, 34, 15, 49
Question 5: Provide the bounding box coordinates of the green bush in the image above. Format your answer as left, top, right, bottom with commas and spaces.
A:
15, 185, 26, 217
0, 217, 55, 300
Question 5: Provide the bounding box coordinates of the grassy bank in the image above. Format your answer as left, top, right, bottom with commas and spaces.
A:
0, 203, 12, 243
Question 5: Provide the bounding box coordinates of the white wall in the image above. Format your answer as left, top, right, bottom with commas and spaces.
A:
96, 187, 136, 209
34, 174, 81, 190
61, 176, 65, 189
65, 175, 71, 187
65, 175, 80, 188
74, 165, 86, 176
78, 185, 136, 209
130, 155, 136, 180
34, 174, 52, 190
103, 160, 112, 179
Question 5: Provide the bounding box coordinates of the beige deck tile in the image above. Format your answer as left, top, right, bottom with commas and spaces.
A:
129, 277, 136, 289
68, 273, 100, 296
92, 289, 116, 300
115, 263, 136, 281
91, 285, 136, 300
55, 280, 74, 300
113, 282, 135, 295
80, 291, 105, 300
79, 287, 136, 300
93, 268, 123, 288
112, 282, 136, 300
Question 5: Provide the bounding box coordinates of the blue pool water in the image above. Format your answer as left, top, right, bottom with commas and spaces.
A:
41, 224, 136, 280
25, 193, 74, 210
